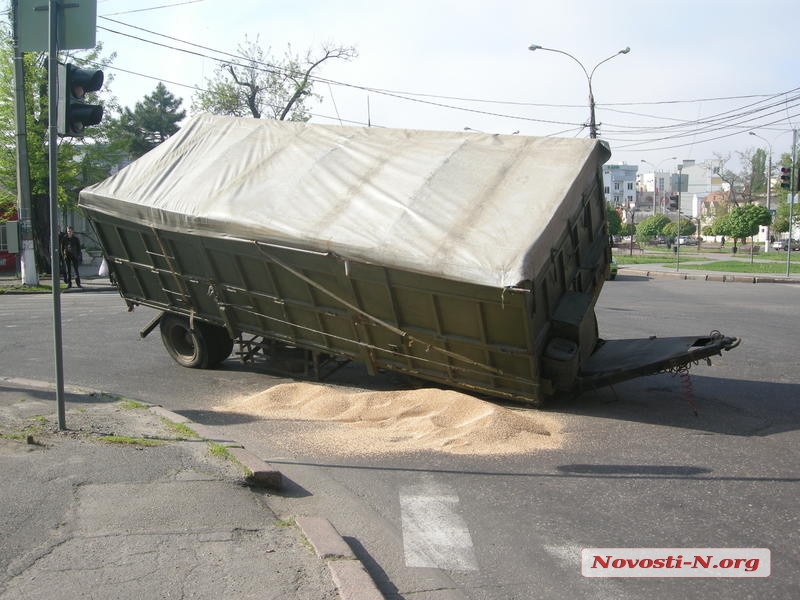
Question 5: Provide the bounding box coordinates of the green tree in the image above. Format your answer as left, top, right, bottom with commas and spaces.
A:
662, 218, 696, 240
772, 195, 791, 234
745, 147, 767, 196
606, 202, 623, 236
0, 21, 115, 272
634, 214, 670, 244
712, 204, 771, 250
0, 22, 16, 222
110, 83, 185, 158
192, 37, 357, 120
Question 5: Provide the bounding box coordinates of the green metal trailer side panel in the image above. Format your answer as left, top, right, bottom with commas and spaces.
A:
90, 213, 547, 401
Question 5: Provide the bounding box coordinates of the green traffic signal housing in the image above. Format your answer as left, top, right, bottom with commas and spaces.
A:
57, 63, 104, 137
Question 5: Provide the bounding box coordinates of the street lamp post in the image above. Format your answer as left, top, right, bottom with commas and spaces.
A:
749, 131, 773, 253
676, 163, 683, 271
641, 157, 677, 215
628, 201, 636, 256
527, 44, 630, 139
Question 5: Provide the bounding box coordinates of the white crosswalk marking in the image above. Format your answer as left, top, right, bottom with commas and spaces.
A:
400, 483, 478, 572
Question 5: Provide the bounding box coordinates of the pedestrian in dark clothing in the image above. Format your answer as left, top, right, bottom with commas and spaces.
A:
61, 226, 82, 288
58, 229, 68, 284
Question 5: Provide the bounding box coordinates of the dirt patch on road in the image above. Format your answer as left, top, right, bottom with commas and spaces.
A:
214, 382, 562, 456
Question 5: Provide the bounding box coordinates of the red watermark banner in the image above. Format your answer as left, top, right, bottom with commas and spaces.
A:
581, 548, 770, 577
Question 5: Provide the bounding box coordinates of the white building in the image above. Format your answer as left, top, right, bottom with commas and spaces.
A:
638, 169, 674, 214
602, 163, 638, 208
674, 159, 725, 215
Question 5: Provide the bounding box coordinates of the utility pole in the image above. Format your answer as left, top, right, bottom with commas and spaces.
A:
11, 0, 38, 286
766, 150, 773, 253
749, 132, 773, 253
788, 129, 797, 278
628, 202, 636, 256
527, 44, 630, 139
676, 163, 683, 271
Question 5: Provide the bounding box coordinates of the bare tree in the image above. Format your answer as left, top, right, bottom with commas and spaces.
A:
192, 37, 357, 121
735, 147, 767, 204
714, 153, 741, 207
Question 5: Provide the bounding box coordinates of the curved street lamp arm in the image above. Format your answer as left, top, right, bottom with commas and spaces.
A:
588, 47, 631, 85
528, 44, 630, 139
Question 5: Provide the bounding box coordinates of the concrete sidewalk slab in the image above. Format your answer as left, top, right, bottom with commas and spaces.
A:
0, 380, 371, 600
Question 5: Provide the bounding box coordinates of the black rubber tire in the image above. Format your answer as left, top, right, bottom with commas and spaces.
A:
159, 313, 212, 369
203, 323, 234, 367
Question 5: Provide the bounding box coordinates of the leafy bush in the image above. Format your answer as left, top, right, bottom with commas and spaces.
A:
635, 214, 671, 243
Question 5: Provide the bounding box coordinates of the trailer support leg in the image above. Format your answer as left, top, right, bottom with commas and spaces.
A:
139, 312, 163, 339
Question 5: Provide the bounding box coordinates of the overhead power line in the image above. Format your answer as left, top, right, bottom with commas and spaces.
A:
100, 0, 206, 17
94, 14, 800, 149
99, 16, 794, 117
97, 20, 586, 128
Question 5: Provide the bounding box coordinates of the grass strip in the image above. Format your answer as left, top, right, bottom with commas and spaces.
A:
678, 261, 800, 274
99, 435, 164, 447
160, 417, 200, 439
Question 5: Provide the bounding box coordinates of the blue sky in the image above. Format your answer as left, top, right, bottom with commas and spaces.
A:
84, 0, 800, 171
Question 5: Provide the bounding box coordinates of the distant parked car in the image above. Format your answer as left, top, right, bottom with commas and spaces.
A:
677, 236, 697, 245
607, 258, 618, 280
772, 239, 800, 251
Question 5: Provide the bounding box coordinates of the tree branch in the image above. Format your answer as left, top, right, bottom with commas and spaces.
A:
227, 64, 261, 119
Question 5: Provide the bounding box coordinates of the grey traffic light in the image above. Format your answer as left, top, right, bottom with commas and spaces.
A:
57, 63, 104, 137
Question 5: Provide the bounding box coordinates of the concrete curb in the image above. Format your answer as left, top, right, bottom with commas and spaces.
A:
147, 405, 283, 489
624, 268, 800, 284
226, 446, 283, 489
297, 517, 385, 600
145, 400, 384, 598
297, 516, 356, 560
186, 421, 243, 448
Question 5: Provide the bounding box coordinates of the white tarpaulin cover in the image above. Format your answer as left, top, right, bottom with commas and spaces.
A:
80, 114, 610, 288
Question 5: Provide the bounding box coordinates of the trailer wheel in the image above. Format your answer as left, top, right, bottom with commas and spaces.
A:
159, 314, 213, 369
159, 315, 234, 368
205, 324, 234, 366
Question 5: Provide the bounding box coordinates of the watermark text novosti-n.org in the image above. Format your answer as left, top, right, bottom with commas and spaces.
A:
581, 548, 770, 577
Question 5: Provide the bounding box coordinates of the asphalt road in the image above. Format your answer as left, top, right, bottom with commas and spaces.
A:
1, 276, 799, 599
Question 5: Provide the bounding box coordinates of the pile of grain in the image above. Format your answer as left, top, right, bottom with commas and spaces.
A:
214, 382, 561, 456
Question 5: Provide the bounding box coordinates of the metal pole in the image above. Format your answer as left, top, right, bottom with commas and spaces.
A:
588, 88, 597, 139
788, 129, 797, 278
527, 45, 629, 139
653, 169, 658, 215
10, 0, 38, 286
48, 0, 66, 429
766, 150, 772, 253
750, 132, 773, 253
629, 206, 635, 255
676, 164, 682, 271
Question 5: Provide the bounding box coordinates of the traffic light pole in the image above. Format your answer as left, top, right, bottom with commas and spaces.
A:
48, 0, 66, 429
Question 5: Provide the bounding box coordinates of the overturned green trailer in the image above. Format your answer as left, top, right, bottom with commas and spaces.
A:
79, 115, 738, 404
